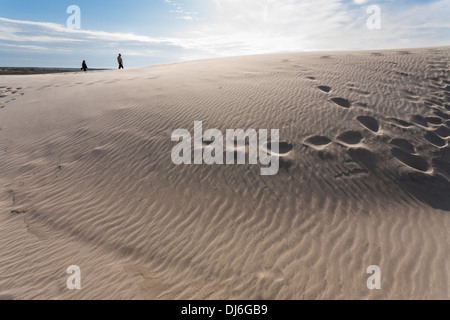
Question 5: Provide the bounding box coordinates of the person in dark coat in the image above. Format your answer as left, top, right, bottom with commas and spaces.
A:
81, 60, 87, 72
118, 54, 124, 69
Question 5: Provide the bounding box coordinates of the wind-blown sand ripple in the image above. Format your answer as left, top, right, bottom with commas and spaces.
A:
0, 47, 449, 299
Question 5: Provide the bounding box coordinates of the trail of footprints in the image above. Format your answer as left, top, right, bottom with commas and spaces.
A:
309, 76, 352, 108
303, 115, 380, 174
303, 70, 450, 176
0, 86, 24, 109
305, 79, 382, 173
303, 112, 444, 174
200, 137, 294, 170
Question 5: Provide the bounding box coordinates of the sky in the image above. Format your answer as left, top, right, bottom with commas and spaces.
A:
0, 0, 449, 68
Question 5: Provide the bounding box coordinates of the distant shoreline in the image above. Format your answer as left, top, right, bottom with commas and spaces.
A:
0, 67, 111, 75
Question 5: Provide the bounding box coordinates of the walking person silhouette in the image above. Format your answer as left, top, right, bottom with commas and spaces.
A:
118, 54, 124, 69
81, 60, 87, 72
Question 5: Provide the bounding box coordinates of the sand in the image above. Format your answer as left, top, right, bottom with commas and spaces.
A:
0, 47, 449, 300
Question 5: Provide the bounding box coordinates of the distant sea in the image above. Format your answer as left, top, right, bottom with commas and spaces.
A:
0, 67, 111, 75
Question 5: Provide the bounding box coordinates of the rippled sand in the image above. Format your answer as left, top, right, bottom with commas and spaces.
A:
0, 47, 449, 299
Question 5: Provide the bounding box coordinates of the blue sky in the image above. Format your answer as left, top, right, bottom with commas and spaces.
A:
0, 0, 449, 68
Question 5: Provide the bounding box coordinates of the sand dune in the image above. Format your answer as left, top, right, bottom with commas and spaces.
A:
0, 47, 449, 299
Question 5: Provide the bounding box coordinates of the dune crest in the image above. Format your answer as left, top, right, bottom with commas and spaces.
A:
0, 47, 449, 299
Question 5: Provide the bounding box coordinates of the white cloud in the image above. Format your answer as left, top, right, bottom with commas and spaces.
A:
175, 0, 450, 56
353, 0, 369, 4
165, 0, 197, 21
173, 0, 359, 55
1, 0, 449, 65
1, 43, 71, 53
0, 17, 179, 45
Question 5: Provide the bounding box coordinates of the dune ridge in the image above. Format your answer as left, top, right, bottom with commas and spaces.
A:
0, 47, 449, 299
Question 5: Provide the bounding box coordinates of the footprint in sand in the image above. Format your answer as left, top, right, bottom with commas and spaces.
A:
425, 117, 442, 125
331, 97, 351, 109
424, 131, 447, 147
389, 118, 413, 128
357, 116, 380, 133
435, 126, 450, 138
434, 110, 450, 120
336, 131, 364, 146
391, 146, 430, 172
0, 87, 23, 108
411, 115, 429, 127
265, 142, 294, 169
265, 142, 293, 155
304, 135, 332, 150
202, 139, 215, 147
317, 86, 331, 93
390, 139, 416, 154
431, 146, 450, 177
347, 148, 377, 171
